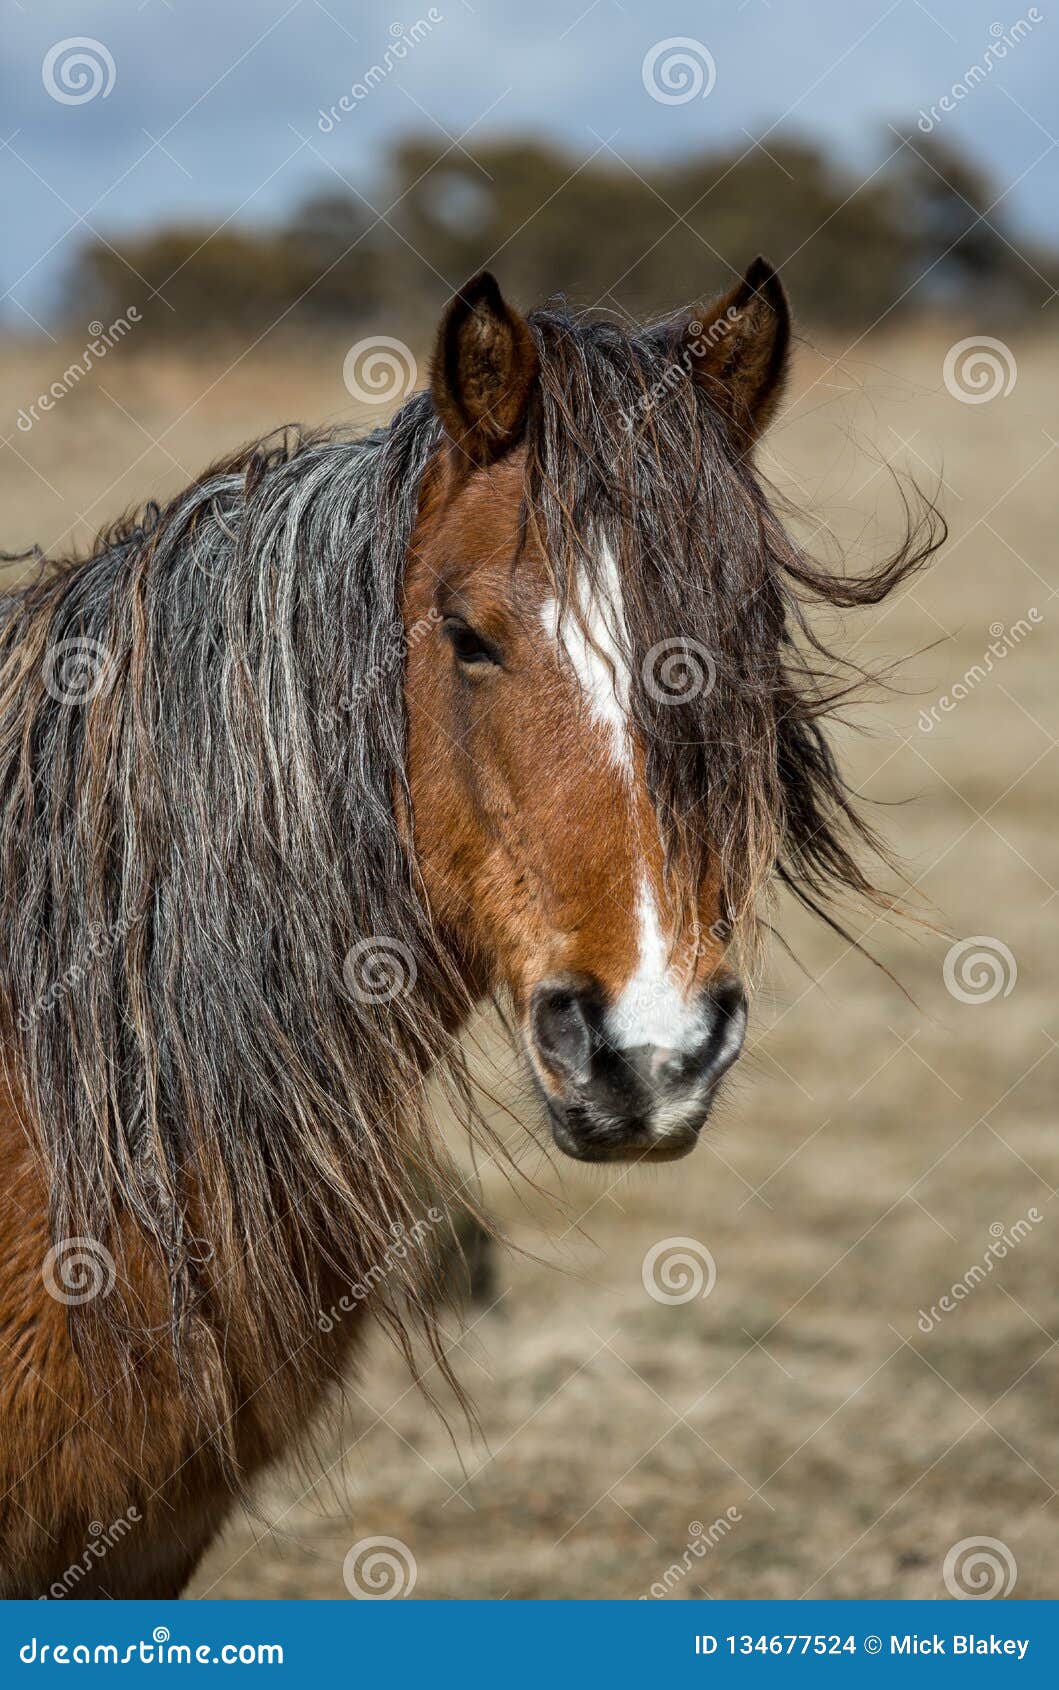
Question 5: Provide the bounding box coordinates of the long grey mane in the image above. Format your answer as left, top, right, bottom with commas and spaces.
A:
0, 392, 477, 1441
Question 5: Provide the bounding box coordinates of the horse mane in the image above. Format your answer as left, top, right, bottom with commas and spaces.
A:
0, 306, 942, 1459
0, 398, 486, 1456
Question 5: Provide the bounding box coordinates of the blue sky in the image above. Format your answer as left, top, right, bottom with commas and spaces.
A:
3, 0, 1056, 328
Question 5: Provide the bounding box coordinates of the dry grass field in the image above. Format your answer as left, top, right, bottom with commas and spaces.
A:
1, 320, 1055, 1600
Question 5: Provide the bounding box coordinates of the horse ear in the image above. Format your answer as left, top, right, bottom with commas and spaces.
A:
684, 257, 790, 445
431, 271, 538, 467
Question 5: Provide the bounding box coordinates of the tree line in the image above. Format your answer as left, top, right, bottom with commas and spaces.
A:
67, 130, 1054, 339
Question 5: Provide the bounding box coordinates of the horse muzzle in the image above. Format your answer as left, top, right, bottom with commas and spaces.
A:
527, 973, 748, 1164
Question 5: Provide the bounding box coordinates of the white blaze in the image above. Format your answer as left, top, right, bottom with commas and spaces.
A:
540, 542, 704, 1054
610, 876, 707, 1053
539, 540, 632, 775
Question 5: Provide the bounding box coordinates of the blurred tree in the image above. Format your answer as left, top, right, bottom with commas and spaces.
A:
892, 131, 1049, 312
64, 131, 1055, 341
280, 190, 386, 320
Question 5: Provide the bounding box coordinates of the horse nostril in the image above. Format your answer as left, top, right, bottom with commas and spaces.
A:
530, 980, 593, 1077
694, 975, 748, 1086
711, 975, 748, 1021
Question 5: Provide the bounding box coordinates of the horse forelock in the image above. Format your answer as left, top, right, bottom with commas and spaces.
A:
520, 306, 942, 952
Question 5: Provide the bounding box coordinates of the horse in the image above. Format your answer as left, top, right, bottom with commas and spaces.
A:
0, 261, 941, 1597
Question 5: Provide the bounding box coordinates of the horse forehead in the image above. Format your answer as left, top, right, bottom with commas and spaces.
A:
430, 452, 527, 560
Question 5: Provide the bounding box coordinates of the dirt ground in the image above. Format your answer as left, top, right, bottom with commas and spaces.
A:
1, 322, 1055, 1600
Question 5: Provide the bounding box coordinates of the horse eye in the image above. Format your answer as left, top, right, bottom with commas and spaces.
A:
442, 617, 498, 668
